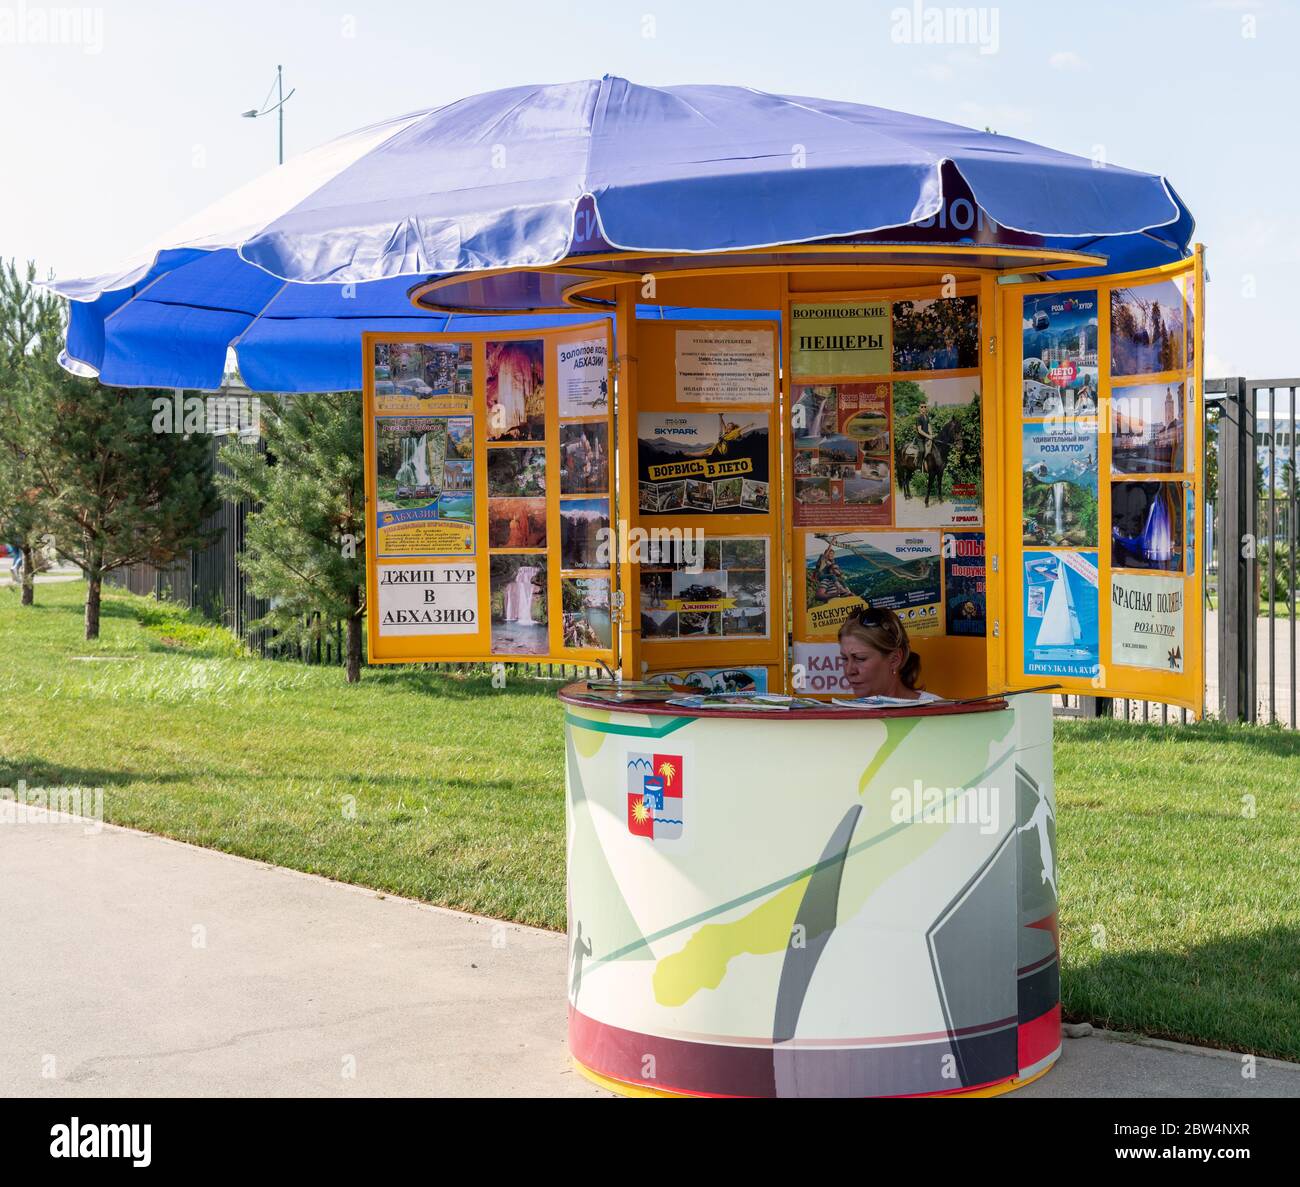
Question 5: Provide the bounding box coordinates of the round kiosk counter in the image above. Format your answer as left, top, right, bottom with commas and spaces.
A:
560, 685, 1060, 1098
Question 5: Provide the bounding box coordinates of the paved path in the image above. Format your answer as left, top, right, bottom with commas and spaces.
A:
2, 820, 1297, 1098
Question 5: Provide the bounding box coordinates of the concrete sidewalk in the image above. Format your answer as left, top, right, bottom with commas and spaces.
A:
2, 820, 1297, 1099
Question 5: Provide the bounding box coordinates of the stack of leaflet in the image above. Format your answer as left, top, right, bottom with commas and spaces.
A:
666, 692, 825, 711
581, 681, 679, 705
829, 694, 951, 708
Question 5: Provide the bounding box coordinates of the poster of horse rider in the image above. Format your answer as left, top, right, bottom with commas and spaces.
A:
1022, 291, 1100, 417
1022, 419, 1099, 548
802, 530, 942, 639
891, 295, 979, 372
891, 378, 982, 528
791, 383, 891, 526
1111, 280, 1186, 378
637, 412, 769, 516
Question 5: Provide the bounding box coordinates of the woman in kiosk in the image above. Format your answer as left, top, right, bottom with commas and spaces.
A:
838, 606, 942, 703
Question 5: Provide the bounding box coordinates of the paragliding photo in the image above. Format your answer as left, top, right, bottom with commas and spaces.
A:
803, 531, 942, 638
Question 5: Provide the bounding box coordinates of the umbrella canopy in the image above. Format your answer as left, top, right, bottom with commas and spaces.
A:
49, 75, 1194, 391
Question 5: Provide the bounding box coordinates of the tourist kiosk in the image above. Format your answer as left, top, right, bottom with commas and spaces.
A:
53, 78, 1207, 1097
373, 240, 1204, 1096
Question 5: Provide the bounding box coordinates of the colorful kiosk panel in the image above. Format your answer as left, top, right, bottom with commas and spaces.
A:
990, 250, 1205, 712
629, 321, 784, 689
364, 323, 617, 665
785, 281, 990, 700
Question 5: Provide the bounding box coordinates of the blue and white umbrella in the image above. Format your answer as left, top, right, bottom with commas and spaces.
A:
48, 76, 1194, 392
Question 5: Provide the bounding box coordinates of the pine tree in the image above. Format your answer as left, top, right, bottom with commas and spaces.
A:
26, 369, 220, 639
0, 260, 58, 604
216, 392, 366, 682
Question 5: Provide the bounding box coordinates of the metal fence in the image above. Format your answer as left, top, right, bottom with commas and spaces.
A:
1206, 375, 1300, 725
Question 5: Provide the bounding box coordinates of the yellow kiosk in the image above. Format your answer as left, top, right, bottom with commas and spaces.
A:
352, 79, 1206, 1098
47, 77, 1209, 1098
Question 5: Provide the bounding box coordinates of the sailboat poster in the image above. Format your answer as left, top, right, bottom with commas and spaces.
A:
1023, 550, 1100, 678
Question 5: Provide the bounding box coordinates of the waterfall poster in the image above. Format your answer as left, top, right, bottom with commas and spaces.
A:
1022, 419, 1098, 547
489, 554, 548, 655
637, 412, 769, 515
373, 416, 474, 558
803, 530, 942, 639
1111, 481, 1184, 572
1022, 550, 1100, 678
1111, 572, 1185, 672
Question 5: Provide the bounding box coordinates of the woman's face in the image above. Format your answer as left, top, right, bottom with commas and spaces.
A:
839, 634, 898, 697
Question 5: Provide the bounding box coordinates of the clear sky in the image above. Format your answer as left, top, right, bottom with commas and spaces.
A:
2, 0, 1296, 378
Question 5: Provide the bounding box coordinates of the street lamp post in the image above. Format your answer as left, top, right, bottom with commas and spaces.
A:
241, 65, 296, 166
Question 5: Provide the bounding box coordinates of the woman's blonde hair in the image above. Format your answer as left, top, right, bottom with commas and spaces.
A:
837, 605, 923, 690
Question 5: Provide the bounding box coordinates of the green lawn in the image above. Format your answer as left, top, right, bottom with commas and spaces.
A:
2, 580, 1298, 1060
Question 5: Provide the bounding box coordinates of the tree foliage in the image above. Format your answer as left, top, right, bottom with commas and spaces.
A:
217, 393, 366, 681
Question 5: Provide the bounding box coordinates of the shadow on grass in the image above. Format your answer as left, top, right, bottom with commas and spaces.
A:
0, 754, 191, 789
1064, 924, 1300, 1061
